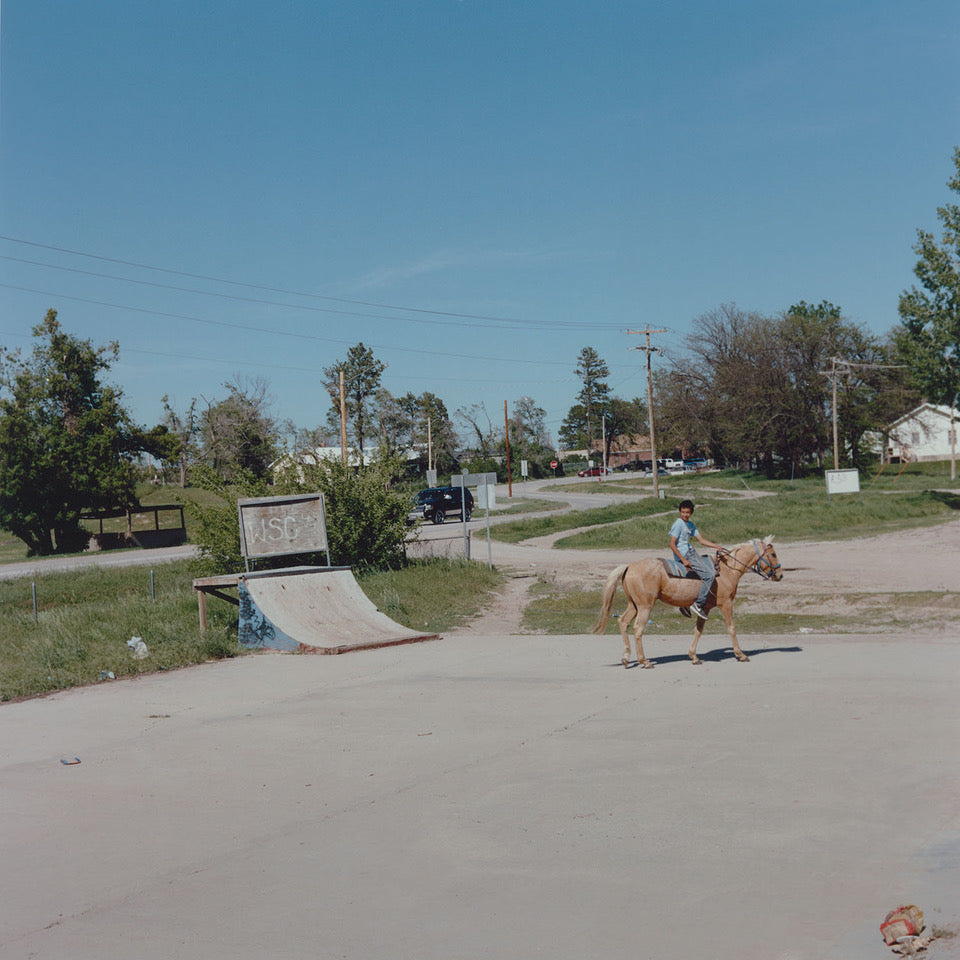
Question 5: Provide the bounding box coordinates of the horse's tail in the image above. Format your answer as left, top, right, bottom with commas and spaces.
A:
591, 563, 629, 634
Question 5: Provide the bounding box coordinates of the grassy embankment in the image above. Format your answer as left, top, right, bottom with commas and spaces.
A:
491, 465, 960, 548
0, 483, 507, 701
0, 557, 503, 702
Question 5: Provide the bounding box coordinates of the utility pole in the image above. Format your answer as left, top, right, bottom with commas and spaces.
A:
601, 414, 607, 475
339, 370, 348, 466
504, 400, 513, 498
627, 328, 666, 498
826, 356, 906, 470
951, 398, 958, 482
831, 357, 840, 468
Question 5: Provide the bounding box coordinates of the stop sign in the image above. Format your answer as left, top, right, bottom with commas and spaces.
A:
550, 460, 558, 469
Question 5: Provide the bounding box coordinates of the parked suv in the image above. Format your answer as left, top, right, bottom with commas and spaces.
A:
408, 486, 474, 524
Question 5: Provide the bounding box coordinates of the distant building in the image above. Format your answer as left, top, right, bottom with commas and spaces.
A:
882, 403, 958, 462
270, 444, 419, 481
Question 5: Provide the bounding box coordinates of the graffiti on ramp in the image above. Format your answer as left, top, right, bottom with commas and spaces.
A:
237, 566, 439, 654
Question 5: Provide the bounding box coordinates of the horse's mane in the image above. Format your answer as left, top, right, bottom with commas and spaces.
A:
727, 535, 774, 552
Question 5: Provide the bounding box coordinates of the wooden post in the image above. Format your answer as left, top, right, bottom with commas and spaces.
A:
627, 328, 666, 498
832, 357, 840, 469
339, 369, 348, 465
504, 400, 513, 498
196, 588, 208, 632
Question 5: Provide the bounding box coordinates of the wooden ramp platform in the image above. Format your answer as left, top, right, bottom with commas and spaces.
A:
223, 566, 439, 654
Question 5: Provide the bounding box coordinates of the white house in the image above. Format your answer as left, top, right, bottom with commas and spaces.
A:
883, 403, 958, 462
270, 444, 422, 481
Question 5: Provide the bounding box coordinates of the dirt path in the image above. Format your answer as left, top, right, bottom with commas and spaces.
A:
454, 513, 960, 637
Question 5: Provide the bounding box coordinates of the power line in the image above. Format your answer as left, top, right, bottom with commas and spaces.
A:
0, 282, 573, 366
0, 235, 624, 332
115, 344, 575, 386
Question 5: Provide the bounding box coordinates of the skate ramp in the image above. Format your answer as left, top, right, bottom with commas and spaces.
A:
237, 566, 439, 654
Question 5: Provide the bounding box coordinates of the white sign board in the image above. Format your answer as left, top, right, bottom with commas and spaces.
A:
453, 471, 498, 507
825, 469, 860, 495
426, 469, 438, 487
238, 492, 328, 564
451, 471, 498, 489
477, 482, 497, 509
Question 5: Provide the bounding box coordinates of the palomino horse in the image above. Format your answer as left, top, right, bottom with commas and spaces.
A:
592, 536, 782, 668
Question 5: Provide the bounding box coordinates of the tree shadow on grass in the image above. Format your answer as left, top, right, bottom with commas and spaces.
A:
609, 644, 803, 669
930, 491, 960, 511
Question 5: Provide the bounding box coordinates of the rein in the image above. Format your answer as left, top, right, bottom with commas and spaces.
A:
718, 541, 781, 581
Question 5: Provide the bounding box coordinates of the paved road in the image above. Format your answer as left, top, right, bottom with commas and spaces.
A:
2, 630, 958, 960
0, 543, 198, 581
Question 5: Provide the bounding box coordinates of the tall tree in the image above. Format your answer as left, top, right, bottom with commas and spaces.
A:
601, 396, 648, 460
677, 304, 788, 469
508, 395, 550, 461
323, 342, 386, 466
782, 301, 892, 468
0, 311, 143, 554
419, 391, 458, 471
200, 376, 277, 480
375, 389, 457, 471
373, 389, 414, 456
895, 146, 960, 407
457, 402, 497, 457
663, 302, 890, 473
558, 403, 589, 450
161, 395, 200, 488
573, 347, 610, 445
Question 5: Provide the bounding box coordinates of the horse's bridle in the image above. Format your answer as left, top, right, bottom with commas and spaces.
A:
718, 541, 781, 581
751, 540, 781, 580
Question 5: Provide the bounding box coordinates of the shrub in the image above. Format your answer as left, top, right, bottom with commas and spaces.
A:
186, 458, 412, 576
280, 456, 410, 571
184, 467, 267, 576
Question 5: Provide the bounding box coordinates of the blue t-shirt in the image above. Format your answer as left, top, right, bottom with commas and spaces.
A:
669, 517, 698, 556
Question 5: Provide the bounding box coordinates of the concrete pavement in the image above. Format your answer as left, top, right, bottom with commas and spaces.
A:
2, 630, 958, 960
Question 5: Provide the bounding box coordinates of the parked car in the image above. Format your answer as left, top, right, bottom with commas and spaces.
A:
407, 486, 474, 524
577, 466, 613, 477
614, 459, 648, 472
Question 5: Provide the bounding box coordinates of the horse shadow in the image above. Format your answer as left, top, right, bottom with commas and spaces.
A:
610, 644, 803, 669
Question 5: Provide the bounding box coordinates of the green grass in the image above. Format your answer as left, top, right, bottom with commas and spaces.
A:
490, 496, 682, 543
489, 496, 566, 516
0, 557, 507, 701
0, 533, 30, 565
0, 560, 239, 702
0, 483, 231, 565
482, 469, 960, 552
358, 558, 505, 634
555, 488, 960, 550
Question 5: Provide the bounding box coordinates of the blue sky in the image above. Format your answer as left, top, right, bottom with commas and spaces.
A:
1, 1, 958, 446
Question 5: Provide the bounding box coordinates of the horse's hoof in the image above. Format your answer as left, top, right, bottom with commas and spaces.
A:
622, 658, 630, 668
737, 654, 750, 663
690, 658, 702, 666
640, 660, 654, 669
